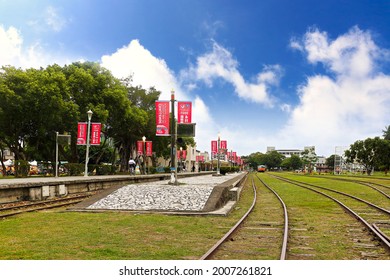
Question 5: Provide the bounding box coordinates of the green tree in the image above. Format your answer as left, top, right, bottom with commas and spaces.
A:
264, 150, 285, 170
383, 125, 390, 140
326, 154, 336, 170
246, 152, 264, 169
344, 137, 388, 175
0, 66, 78, 162
281, 154, 302, 170
301, 147, 318, 173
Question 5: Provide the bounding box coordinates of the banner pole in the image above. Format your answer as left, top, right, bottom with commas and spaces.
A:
55, 132, 59, 177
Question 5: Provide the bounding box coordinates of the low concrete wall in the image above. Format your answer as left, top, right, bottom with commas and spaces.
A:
202, 172, 247, 212
0, 172, 215, 204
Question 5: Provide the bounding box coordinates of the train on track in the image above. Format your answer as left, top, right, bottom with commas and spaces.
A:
257, 165, 266, 172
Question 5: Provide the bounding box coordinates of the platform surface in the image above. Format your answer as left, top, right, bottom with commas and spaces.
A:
76, 173, 244, 213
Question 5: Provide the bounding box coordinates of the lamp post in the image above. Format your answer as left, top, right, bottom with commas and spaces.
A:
179, 146, 183, 173
84, 110, 93, 177
170, 89, 178, 184
217, 132, 221, 175
230, 149, 233, 168
142, 136, 146, 175
55, 132, 59, 177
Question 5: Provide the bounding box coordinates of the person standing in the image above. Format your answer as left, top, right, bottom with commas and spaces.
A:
128, 158, 136, 175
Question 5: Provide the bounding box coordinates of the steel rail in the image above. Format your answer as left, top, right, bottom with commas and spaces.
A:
255, 173, 289, 260
372, 223, 390, 243
200, 175, 256, 260
273, 175, 390, 215
270, 175, 390, 251
308, 174, 390, 190
359, 182, 390, 199
0, 194, 91, 212
0, 196, 89, 218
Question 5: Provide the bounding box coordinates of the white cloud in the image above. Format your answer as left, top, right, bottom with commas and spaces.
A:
182, 41, 281, 106
0, 25, 22, 65
0, 25, 47, 68
101, 39, 188, 101
0, 25, 80, 69
101, 39, 219, 153
284, 27, 390, 156
45, 6, 68, 32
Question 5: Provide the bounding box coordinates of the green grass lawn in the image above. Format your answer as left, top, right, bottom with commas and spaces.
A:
1, 172, 389, 260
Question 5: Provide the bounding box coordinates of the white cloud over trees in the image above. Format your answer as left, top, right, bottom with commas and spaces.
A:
282, 27, 390, 154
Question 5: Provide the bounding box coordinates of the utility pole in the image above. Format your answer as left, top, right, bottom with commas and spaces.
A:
170, 90, 178, 184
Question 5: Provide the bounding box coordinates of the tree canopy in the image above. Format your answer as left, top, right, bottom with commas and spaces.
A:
344, 136, 390, 174
0, 62, 175, 171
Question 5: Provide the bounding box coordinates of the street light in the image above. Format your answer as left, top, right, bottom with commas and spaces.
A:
217, 132, 221, 175
142, 136, 146, 175
84, 110, 93, 177
179, 146, 183, 173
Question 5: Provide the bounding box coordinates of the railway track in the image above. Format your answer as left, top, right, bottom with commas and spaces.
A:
0, 194, 93, 218
308, 175, 390, 199
201, 173, 288, 260
270, 174, 390, 256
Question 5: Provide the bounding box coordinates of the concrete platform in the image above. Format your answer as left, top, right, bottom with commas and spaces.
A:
68, 172, 247, 216
0, 172, 215, 204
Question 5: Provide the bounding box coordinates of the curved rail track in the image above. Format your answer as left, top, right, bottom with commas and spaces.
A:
201, 173, 289, 260
270, 174, 390, 251
255, 173, 289, 260
306, 175, 390, 199
0, 193, 92, 218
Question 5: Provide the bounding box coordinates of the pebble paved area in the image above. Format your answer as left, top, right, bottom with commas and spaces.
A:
87, 173, 241, 212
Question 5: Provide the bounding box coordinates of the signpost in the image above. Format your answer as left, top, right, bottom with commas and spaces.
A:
155, 90, 195, 185
55, 132, 71, 177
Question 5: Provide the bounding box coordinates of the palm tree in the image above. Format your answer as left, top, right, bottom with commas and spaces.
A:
383, 125, 390, 140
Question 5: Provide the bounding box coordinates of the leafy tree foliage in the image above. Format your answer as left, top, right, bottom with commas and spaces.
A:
246, 151, 285, 170
344, 137, 389, 175
0, 62, 174, 172
301, 147, 318, 173
383, 125, 390, 140
281, 154, 303, 170
325, 155, 336, 170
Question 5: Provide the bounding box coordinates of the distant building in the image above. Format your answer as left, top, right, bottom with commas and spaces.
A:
266, 146, 316, 158
1, 148, 14, 161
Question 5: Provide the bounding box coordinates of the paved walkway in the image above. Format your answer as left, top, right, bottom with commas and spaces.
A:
85, 173, 241, 212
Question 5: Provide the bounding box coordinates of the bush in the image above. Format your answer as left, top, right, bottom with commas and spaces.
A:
219, 166, 240, 175
15, 160, 30, 178
148, 166, 157, 174
96, 164, 115, 175
64, 163, 84, 176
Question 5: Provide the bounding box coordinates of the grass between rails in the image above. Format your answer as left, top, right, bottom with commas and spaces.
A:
258, 173, 390, 260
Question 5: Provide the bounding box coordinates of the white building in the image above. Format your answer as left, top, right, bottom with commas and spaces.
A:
267, 146, 316, 158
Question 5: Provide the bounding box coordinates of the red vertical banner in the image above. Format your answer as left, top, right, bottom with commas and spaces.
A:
155, 101, 170, 136
90, 123, 101, 145
145, 141, 153, 156
233, 152, 237, 163
211, 141, 217, 156
220, 140, 227, 151
196, 156, 199, 162
77, 122, 87, 145
137, 141, 143, 155
177, 101, 192, 124
182, 149, 187, 159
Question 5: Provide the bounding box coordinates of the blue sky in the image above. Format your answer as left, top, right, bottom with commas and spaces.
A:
1, 0, 389, 157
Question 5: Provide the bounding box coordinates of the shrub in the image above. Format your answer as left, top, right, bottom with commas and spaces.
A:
15, 160, 30, 178
64, 163, 84, 176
